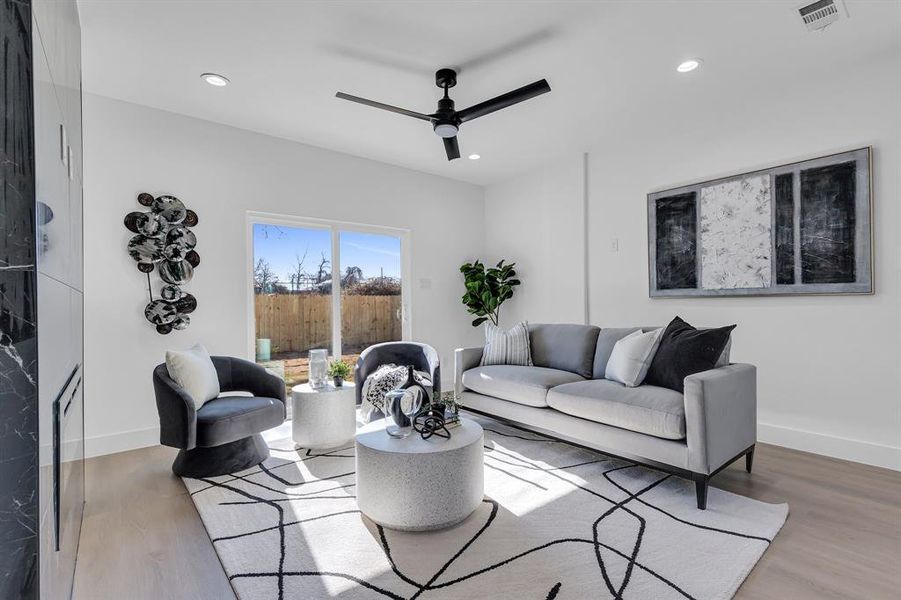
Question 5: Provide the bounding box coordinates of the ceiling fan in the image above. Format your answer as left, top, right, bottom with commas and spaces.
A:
335, 68, 551, 161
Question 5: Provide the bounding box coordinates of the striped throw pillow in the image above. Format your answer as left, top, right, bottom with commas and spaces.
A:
480, 322, 533, 367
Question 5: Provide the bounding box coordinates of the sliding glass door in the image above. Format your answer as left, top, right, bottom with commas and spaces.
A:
338, 230, 403, 369
249, 216, 408, 391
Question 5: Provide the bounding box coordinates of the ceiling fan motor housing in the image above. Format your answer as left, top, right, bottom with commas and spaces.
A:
432, 96, 459, 137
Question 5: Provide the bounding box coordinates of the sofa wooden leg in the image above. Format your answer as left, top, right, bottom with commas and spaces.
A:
746, 446, 755, 473
694, 476, 709, 510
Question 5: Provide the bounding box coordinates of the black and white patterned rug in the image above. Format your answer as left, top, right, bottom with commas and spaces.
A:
183, 415, 787, 599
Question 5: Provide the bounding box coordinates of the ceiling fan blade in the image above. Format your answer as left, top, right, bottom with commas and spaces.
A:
335, 92, 433, 122
443, 136, 461, 161
457, 79, 551, 123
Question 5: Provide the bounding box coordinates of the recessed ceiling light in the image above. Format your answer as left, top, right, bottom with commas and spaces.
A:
676, 59, 702, 73
201, 73, 230, 87
468, 154, 480, 160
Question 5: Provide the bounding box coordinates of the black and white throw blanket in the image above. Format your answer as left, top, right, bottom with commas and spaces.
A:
359, 363, 432, 421
184, 415, 788, 599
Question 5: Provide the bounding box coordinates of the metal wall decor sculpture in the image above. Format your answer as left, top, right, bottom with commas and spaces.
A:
124, 192, 200, 334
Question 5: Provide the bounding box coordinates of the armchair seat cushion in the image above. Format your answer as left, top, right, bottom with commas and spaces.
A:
547, 380, 686, 440
462, 365, 584, 407
195, 395, 285, 447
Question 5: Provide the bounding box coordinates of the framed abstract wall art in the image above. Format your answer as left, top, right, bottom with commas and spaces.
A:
647, 147, 872, 297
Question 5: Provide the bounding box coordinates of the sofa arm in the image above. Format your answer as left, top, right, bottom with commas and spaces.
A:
684, 363, 757, 475
454, 347, 483, 396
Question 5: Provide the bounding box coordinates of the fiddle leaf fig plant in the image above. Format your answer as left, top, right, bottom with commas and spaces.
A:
460, 259, 521, 327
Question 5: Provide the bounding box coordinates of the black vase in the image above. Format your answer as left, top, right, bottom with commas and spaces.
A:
399, 365, 431, 414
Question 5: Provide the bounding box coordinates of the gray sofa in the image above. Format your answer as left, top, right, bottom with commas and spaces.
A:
455, 323, 756, 509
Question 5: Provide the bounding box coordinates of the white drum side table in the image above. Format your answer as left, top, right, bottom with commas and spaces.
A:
355, 417, 484, 531
291, 381, 356, 449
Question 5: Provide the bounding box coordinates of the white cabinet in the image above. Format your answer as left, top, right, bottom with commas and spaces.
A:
33, 1, 84, 598
33, 34, 71, 282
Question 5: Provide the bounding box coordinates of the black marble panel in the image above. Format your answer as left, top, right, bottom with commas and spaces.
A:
774, 173, 795, 285
800, 162, 856, 284
654, 192, 698, 290
0, 1, 38, 598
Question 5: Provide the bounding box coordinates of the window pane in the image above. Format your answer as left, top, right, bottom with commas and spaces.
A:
339, 231, 402, 371
253, 223, 332, 393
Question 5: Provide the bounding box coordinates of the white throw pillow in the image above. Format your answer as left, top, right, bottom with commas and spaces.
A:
481, 322, 532, 367
605, 328, 664, 387
165, 344, 220, 409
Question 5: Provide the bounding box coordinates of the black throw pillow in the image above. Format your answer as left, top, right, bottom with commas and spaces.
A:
644, 317, 736, 393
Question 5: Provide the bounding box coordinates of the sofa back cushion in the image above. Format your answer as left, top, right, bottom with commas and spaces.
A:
529, 323, 600, 378
592, 328, 642, 379
592, 325, 732, 378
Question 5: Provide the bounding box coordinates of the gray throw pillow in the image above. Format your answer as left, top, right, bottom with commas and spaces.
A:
481, 322, 533, 367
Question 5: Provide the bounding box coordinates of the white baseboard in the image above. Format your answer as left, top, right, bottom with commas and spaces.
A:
758, 422, 901, 471
85, 426, 161, 459
83, 421, 900, 472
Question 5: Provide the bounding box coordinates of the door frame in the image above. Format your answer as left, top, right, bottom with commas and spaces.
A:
245, 211, 412, 362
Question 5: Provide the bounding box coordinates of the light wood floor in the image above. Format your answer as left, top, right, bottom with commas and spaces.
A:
72, 439, 901, 600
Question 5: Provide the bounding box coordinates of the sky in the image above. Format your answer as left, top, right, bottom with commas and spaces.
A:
253, 224, 401, 284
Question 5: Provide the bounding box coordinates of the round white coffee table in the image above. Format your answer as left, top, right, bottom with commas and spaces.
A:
355, 417, 484, 531
291, 382, 356, 449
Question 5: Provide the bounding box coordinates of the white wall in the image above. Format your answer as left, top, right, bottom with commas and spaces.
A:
485, 56, 901, 470
484, 154, 587, 326
83, 94, 485, 457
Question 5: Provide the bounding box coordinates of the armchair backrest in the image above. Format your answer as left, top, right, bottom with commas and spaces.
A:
211, 356, 286, 401
153, 356, 286, 451
354, 342, 441, 405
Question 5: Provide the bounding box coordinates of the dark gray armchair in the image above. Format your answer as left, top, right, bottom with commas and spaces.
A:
354, 342, 441, 407
153, 356, 286, 478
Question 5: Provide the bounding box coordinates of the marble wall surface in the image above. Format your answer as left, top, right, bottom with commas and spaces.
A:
0, 1, 39, 597
2, 0, 84, 597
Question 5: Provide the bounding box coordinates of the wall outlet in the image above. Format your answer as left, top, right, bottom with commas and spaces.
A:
611, 238, 620, 252
419, 278, 432, 289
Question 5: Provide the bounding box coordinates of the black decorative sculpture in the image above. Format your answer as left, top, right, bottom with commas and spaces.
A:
124, 193, 199, 334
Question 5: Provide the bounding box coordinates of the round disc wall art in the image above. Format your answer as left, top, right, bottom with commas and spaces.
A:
124, 192, 200, 334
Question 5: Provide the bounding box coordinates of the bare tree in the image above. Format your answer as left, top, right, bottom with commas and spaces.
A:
315, 252, 331, 284
289, 249, 309, 292
254, 258, 276, 293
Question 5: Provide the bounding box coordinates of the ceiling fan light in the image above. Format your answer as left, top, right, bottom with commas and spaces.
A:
434, 123, 458, 138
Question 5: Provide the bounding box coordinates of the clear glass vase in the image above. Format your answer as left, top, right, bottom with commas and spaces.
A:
308, 349, 328, 389
384, 388, 423, 439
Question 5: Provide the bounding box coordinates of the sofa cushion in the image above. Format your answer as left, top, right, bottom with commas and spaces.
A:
529, 323, 601, 378
481, 321, 532, 367
462, 365, 584, 408
592, 327, 642, 378
644, 317, 736, 393
195, 395, 285, 447
546, 379, 686, 440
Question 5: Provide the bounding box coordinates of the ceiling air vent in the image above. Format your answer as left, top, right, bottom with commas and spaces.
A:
797, 0, 848, 32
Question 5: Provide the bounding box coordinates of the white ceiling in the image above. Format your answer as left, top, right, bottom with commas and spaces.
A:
78, 0, 900, 186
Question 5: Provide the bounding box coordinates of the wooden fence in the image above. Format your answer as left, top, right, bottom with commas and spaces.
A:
254, 294, 402, 354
